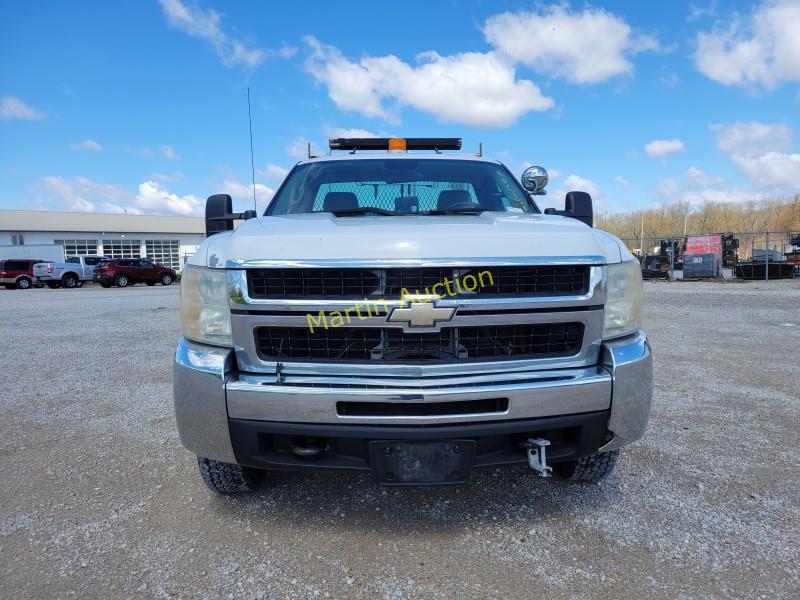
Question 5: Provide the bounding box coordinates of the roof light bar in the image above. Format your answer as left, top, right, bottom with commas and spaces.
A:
328, 137, 462, 151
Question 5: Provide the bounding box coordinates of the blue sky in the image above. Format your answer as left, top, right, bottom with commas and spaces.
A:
1, 0, 798, 216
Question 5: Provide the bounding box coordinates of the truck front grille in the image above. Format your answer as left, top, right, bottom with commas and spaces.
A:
246, 266, 589, 299
254, 323, 583, 363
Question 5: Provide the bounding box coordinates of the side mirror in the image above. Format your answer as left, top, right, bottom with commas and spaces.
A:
205, 195, 258, 237
205, 194, 234, 237
565, 191, 593, 227
543, 191, 594, 227
521, 166, 548, 195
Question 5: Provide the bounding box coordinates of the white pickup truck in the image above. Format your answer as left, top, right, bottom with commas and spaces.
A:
33, 255, 108, 288
173, 137, 653, 494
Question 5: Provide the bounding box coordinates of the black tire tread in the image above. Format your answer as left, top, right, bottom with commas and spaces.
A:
197, 456, 256, 494
555, 449, 619, 483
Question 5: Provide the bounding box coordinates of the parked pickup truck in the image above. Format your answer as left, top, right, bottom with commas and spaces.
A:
33, 255, 108, 288
174, 137, 653, 494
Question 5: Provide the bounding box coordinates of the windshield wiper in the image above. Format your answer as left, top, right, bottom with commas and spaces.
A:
327, 206, 396, 217
425, 207, 491, 215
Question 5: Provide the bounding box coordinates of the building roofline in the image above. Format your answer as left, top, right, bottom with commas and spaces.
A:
0, 209, 204, 234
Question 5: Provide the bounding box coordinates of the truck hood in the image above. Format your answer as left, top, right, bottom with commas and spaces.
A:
191, 212, 632, 268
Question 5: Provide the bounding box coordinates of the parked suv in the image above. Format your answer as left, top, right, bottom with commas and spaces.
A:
174, 137, 652, 494
0, 259, 43, 289
93, 258, 176, 288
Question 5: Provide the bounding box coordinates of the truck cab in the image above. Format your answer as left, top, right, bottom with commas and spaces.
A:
33, 255, 108, 288
174, 138, 652, 493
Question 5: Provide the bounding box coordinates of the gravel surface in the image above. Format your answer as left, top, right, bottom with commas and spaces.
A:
1, 280, 798, 598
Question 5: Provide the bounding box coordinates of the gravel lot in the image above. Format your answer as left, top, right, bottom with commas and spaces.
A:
1, 280, 798, 598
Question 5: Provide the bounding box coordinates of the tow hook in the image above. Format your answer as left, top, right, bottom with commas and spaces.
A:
524, 438, 553, 477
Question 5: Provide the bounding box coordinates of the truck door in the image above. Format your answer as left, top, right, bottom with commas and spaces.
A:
82, 256, 102, 279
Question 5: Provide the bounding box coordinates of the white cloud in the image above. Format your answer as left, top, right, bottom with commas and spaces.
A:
161, 144, 179, 160
276, 45, 298, 59
562, 174, 601, 199
261, 164, 289, 185
287, 137, 311, 160
644, 138, 684, 159
151, 171, 184, 182
709, 121, 799, 192
657, 169, 767, 208
325, 127, 380, 139
0, 96, 44, 120
688, 2, 716, 22
660, 70, 680, 87
548, 174, 604, 211
614, 176, 630, 186
483, 5, 663, 84
40, 176, 133, 213
134, 180, 202, 215
730, 152, 800, 189
69, 139, 102, 152
686, 166, 725, 187
695, 0, 800, 87
219, 179, 275, 212
686, 166, 706, 183
36, 176, 204, 216
658, 178, 679, 200
680, 188, 767, 206
710, 121, 791, 155
158, 0, 267, 68
304, 36, 553, 127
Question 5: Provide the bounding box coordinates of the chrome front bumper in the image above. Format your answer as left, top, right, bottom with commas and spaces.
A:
173, 332, 652, 464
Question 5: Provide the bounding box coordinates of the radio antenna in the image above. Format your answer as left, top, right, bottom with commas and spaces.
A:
247, 87, 257, 212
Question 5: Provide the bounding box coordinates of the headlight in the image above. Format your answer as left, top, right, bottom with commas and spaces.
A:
179, 264, 232, 347
603, 260, 643, 340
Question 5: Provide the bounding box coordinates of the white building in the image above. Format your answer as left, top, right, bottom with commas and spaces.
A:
0, 210, 206, 270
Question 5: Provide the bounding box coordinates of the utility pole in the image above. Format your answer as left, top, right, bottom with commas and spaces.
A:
640, 213, 644, 254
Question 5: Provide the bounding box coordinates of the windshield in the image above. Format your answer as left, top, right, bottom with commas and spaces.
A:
267, 159, 536, 215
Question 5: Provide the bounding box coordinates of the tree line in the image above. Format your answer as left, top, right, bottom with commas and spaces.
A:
596, 196, 800, 241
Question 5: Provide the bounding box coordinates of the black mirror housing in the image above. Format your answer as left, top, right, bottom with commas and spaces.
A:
205, 194, 234, 237
564, 191, 593, 227
542, 192, 594, 227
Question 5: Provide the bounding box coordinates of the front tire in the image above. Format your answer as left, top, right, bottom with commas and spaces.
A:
554, 450, 620, 483
160, 274, 173, 286
197, 457, 257, 494
16, 277, 32, 290
115, 275, 129, 288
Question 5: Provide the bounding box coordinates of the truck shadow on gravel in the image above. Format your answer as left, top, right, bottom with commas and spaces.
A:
209, 466, 623, 534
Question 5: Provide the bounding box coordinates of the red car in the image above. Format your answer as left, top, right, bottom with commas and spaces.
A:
0, 259, 43, 289
93, 258, 176, 288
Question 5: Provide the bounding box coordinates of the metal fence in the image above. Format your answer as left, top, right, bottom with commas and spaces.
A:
619, 231, 800, 282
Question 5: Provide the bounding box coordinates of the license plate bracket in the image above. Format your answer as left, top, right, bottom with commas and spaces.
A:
369, 440, 476, 486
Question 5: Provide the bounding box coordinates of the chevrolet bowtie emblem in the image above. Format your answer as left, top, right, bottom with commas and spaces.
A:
386, 294, 456, 329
